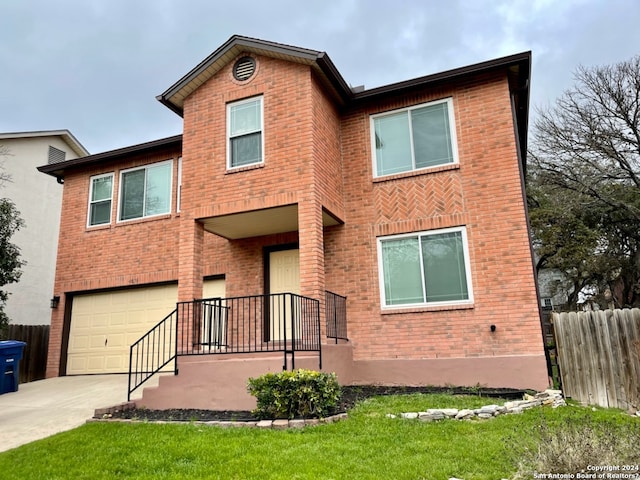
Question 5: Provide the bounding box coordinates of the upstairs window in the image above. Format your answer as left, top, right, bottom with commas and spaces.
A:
372, 98, 458, 177
88, 173, 113, 226
227, 96, 263, 168
118, 161, 172, 221
378, 227, 472, 307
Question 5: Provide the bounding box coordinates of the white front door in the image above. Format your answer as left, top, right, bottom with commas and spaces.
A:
268, 249, 300, 341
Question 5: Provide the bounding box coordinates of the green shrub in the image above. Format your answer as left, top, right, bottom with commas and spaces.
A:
247, 369, 341, 420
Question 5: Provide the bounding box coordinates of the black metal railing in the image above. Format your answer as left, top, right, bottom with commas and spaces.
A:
128, 293, 323, 400
128, 308, 178, 400
325, 291, 348, 343
177, 293, 322, 368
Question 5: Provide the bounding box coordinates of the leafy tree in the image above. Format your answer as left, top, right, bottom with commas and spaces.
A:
0, 146, 25, 337
529, 55, 640, 309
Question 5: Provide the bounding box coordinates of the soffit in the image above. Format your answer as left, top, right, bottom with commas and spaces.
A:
200, 204, 341, 240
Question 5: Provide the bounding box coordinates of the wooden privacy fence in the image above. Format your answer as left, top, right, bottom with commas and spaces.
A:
552, 309, 640, 410
6, 324, 49, 383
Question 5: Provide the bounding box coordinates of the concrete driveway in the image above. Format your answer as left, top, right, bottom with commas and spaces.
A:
0, 375, 157, 453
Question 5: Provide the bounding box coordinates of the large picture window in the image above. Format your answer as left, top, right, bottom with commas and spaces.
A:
88, 173, 113, 226
118, 161, 172, 221
378, 227, 472, 307
227, 96, 263, 168
372, 98, 457, 177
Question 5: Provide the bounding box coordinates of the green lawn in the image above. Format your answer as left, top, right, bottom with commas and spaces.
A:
0, 394, 636, 480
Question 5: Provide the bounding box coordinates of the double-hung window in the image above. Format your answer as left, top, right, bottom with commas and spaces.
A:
372, 98, 457, 177
378, 227, 472, 307
227, 96, 263, 168
88, 173, 113, 226
118, 161, 172, 221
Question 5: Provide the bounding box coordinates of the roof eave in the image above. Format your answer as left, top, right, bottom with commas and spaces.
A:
37, 134, 182, 178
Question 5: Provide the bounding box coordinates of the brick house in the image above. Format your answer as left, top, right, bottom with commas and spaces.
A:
38, 36, 548, 409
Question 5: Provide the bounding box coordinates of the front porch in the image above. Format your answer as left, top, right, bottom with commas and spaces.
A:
128, 291, 348, 404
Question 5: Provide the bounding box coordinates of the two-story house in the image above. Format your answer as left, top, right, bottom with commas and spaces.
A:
38, 36, 548, 410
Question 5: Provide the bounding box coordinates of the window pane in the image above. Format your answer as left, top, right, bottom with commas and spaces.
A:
120, 169, 145, 220
381, 237, 424, 305
90, 201, 111, 226
421, 231, 469, 302
231, 132, 262, 167
412, 103, 454, 168
92, 176, 112, 201
145, 163, 171, 216
230, 100, 261, 136
374, 112, 412, 175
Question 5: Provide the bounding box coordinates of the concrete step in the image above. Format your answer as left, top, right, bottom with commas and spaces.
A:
137, 352, 320, 410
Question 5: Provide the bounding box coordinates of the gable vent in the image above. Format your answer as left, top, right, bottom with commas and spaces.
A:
233, 56, 256, 81
48, 145, 66, 164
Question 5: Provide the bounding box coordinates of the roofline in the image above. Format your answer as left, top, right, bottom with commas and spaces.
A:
353, 51, 531, 101
37, 134, 182, 178
0, 129, 89, 157
157, 35, 353, 116
37, 47, 531, 179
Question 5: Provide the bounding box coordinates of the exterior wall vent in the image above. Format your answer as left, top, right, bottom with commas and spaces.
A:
48, 146, 66, 164
233, 56, 256, 81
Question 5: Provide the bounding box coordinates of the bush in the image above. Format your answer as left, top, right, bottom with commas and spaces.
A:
512, 414, 640, 478
247, 369, 341, 420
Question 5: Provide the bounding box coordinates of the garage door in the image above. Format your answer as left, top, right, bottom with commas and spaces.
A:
67, 284, 178, 374
67, 279, 226, 375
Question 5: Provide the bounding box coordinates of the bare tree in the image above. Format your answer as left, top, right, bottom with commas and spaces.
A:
529, 56, 640, 308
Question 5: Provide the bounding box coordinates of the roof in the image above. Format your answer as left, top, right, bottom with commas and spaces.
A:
38, 36, 531, 178
37, 135, 182, 178
158, 35, 353, 115
0, 130, 89, 157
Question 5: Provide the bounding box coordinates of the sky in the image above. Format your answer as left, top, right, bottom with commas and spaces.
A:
1, 0, 639, 155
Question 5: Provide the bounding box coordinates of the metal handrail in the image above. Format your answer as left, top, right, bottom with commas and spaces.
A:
128, 308, 178, 401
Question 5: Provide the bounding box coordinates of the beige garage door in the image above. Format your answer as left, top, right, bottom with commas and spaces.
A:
67, 284, 178, 374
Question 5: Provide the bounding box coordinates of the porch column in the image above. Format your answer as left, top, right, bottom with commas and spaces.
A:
178, 216, 204, 302
298, 199, 326, 339
176, 217, 204, 353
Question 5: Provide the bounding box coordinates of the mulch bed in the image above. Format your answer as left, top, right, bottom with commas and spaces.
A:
108, 385, 526, 422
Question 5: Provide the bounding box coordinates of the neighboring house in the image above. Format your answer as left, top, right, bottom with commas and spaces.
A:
38, 36, 548, 409
0, 130, 88, 326
537, 268, 570, 310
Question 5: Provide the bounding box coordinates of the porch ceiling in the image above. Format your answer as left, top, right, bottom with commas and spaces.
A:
200, 205, 341, 239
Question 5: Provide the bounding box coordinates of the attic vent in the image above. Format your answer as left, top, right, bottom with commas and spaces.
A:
48, 146, 66, 164
233, 56, 256, 81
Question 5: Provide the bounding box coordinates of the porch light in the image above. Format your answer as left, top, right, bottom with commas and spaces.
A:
50, 296, 60, 309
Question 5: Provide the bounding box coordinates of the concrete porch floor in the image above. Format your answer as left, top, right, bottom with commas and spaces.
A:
0, 374, 160, 453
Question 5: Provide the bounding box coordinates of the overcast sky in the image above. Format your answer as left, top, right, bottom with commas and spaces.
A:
1, 0, 639, 154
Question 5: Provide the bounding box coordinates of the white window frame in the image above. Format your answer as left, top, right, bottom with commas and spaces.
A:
176, 156, 182, 213
370, 98, 458, 178
87, 173, 114, 227
226, 96, 264, 169
377, 226, 473, 308
117, 160, 173, 222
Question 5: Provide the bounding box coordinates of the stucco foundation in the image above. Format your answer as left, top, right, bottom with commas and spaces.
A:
136, 344, 549, 411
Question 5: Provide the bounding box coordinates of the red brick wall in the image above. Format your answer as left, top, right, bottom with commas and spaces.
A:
333, 71, 543, 361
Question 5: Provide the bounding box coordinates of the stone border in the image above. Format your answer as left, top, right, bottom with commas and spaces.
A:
387, 389, 566, 421
88, 413, 348, 429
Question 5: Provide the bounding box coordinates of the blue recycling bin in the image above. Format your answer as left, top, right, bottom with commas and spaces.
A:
0, 340, 26, 394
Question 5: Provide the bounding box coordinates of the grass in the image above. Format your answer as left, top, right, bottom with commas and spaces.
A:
0, 394, 637, 480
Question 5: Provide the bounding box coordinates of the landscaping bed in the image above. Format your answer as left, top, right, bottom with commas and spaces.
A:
107, 385, 526, 422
